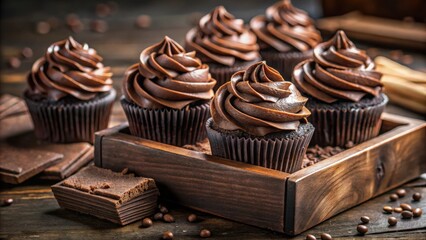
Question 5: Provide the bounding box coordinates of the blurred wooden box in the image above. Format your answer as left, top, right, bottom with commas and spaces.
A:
94, 113, 426, 235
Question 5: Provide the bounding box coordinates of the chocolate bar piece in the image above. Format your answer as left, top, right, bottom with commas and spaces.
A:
0, 144, 63, 184
0, 94, 33, 139
51, 166, 158, 225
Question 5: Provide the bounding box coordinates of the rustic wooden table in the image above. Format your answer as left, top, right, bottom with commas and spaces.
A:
1, 1, 425, 239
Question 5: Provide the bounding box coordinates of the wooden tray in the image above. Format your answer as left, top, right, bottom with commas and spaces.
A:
94, 113, 426, 235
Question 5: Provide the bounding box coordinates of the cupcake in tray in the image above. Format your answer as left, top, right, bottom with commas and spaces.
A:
121, 36, 216, 146
292, 30, 388, 147
24, 36, 115, 143
206, 61, 314, 173
185, 6, 260, 90
250, 0, 321, 80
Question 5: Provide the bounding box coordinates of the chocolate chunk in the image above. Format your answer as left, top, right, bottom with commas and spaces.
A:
200, 229, 211, 238
401, 210, 413, 219
388, 216, 397, 226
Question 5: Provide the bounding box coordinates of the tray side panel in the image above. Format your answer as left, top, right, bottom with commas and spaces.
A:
97, 134, 289, 232
286, 124, 426, 235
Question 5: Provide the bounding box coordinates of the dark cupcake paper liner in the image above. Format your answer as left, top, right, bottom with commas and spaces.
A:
206, 119, 314, 173
209, 60, 260, 91
261, 50, 313, 81
24, 89, 116, 144
121, 98, 210, 147
308, 94, 388, 147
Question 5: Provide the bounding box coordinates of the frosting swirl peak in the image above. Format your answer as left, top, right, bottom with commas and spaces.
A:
293, 30, 383, 103
123, 36, 216, 110
211, 61, 310, 136
27, 36, 113, 101
250, 0, 322, 52
185, 6, 260, 66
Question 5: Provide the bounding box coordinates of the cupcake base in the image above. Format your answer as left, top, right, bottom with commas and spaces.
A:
306, 93, 388, 147
261, 50, 313, 81
121, 98, 210, 147
206, 118, 314, 173
209, 59, 261, 91
24, 89, 116, 144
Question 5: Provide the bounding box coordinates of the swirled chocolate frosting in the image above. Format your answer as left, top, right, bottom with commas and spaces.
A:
250, 0, 322, 52
211, 61, 310, 136
293, 30, 383, 103
123, 36, 216, 110
27, 36, 113, 101
185, 6, 260, 66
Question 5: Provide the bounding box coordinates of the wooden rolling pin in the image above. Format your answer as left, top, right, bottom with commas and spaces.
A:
374, 56, 426, 114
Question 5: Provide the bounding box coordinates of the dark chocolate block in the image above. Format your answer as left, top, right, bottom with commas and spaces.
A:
51, 166, 158, 225
0, 94, 33, 139
0, 144, 63, 184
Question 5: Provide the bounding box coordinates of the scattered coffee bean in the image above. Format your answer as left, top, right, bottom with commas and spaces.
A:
21, 47, 33, 59
413, 208, 422, 218
367, 48, 379, 58
388, 216, 397, 226
90, 19, 108, 33
162, 231, 173, 240
8, 57, 21, 69
153, 212, 163, 221
389, 193, 399, 202
394, 207, 403, 213
400, 203, 412, 211
413, 192, 422, 201
187, 213, 197, 223
200, 229, 211, 238
95, 3, 111, 17
357, 224, 368, 235
36, 21, 50, 34
389, 50, 403, 61
135, 15, 151, 29
141, 218, 152, 228
402, 16, 414, 23
320, 233, 332, 240
396, 189, 406, 198
383, 206, 393, 213
163, 213, 175, 223
360, 216, 370, 224
306, 234, 316, 240
159, 206, 169, 214
47, 17, 60, 29
66, 13, 83, 32
2, 198, 13, 207
401, 210, 413, 219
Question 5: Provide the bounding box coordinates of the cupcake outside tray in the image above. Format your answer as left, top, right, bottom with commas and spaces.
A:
93, 112, 426, 235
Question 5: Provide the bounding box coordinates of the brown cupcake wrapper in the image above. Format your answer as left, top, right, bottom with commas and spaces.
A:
261, 49, 313, 81
209, 61, 260, 91
24, 89, 116, 144
121, 98, 210, 147
206, 119, 314, 173
308, 95, 388, 147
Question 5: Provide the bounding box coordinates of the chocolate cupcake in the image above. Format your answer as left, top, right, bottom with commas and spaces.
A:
185, 6, 260, 91
250, 0, 321, 80
24, 36, 115, 143
206, 61, 314, 173
121, 36, 216, 146
293, 30, 388, 147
